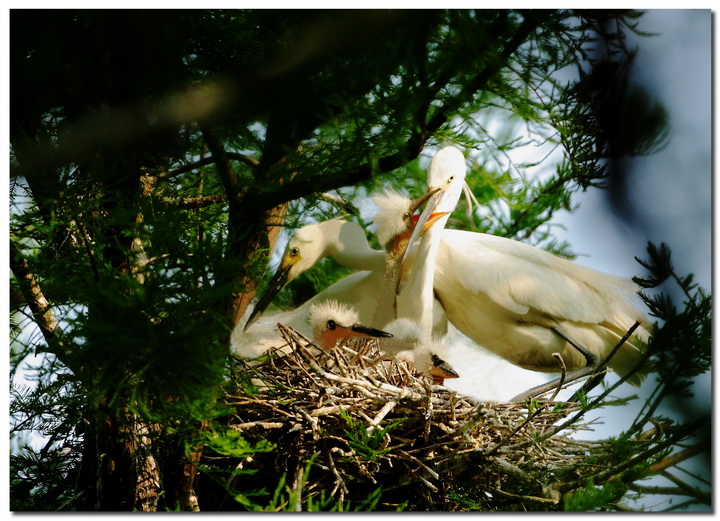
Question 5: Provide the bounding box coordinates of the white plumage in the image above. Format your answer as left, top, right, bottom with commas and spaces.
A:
379, 318, 459, 381
371, 189, 417, 248
430, 229, 649, 380
232, 299, 391, 360
397, 146, 467, 340
388, 146, 649, 398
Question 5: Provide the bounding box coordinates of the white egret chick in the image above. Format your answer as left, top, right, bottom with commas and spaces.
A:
369, 188, 446, 329
379, 318, 459, 383
307, 300, 393, 351
232, 300, 392, 360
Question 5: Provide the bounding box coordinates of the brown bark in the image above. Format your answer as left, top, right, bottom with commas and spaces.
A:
9, 241, 62, 347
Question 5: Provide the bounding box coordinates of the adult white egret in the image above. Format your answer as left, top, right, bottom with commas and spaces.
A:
242, 219, 384, 332
396, 146, 467, 340
231, 299, 392, 360
399, 147, 650, 401
243, 188, 442, 332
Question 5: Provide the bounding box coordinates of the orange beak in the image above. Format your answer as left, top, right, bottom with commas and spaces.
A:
401, 186, 450, 264
415, 211, 450, 235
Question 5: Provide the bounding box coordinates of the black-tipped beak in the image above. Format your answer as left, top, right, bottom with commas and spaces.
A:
243, 263, 293, 331
429, 354, 460, 380
348, 324, 394, 338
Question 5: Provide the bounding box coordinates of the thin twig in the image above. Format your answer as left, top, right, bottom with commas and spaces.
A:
548, 352, 567, 402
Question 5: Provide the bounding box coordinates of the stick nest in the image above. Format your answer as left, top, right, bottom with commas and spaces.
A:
220, 324, 600, 511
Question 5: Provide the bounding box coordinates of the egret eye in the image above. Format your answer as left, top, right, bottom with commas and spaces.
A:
403, 211, 411, 221
290, 247, 300, 257
327, 319, 337, 330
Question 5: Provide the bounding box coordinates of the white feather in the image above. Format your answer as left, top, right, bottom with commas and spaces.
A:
232, 300, 360, 359
371, 189, 413, 248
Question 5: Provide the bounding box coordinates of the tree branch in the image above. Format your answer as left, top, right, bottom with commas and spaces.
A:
200, 126, 243, 210
647, 444, 706, 474
158, 152, 259, 180
160, 193, 227, 209
9, 240, 62, 348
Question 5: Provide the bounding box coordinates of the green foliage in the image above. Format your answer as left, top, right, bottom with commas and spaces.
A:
200, 427, 276, 459
8, 8, 702, 513
563, 478, 628, 511
634, 242, 712, 391
10, 443, 80, 511
189, 427, 277, 510
253, 456, 395, 512
340, 407, 407, 462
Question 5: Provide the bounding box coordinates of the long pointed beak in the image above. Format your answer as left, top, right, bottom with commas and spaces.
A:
408, 187, 441, 214
243, 263, 293, 331
402, 186, 447, 264
429, 354, 460, 380
320, 324, 393, 351
417, 211, 450, 235
348, 324, 394, 338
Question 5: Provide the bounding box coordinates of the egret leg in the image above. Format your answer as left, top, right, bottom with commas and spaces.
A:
510, 326, 603, 403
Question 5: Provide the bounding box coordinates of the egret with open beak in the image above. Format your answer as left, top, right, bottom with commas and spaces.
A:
244, 187, 443, 332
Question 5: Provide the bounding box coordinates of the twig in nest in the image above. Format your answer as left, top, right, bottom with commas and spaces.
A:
398, 450, 440, 481
423, 380, 433, 443
548, 352, 567, 403
366, 399, 398, 433
222, 323, 605, 510
326, 447, 348, 498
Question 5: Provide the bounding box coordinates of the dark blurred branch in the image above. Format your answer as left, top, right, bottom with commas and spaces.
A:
425, 12, 543, 139
160, 194, 227, 209
200, 126, 242, 206
158, 152, 259, 180
245, 147, 418, 215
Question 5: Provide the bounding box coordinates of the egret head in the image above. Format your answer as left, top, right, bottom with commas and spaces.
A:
403, 147, 468, 259
308, 300, 393, 351
282, 222, 333, 279
371, 188, 447, 252
372, 190, 415, 248
412, 341, 461, 384
427, 146, 468, 193
381, 319, 459, 383
244, 220, 345, 331
382, 318, 423, 345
